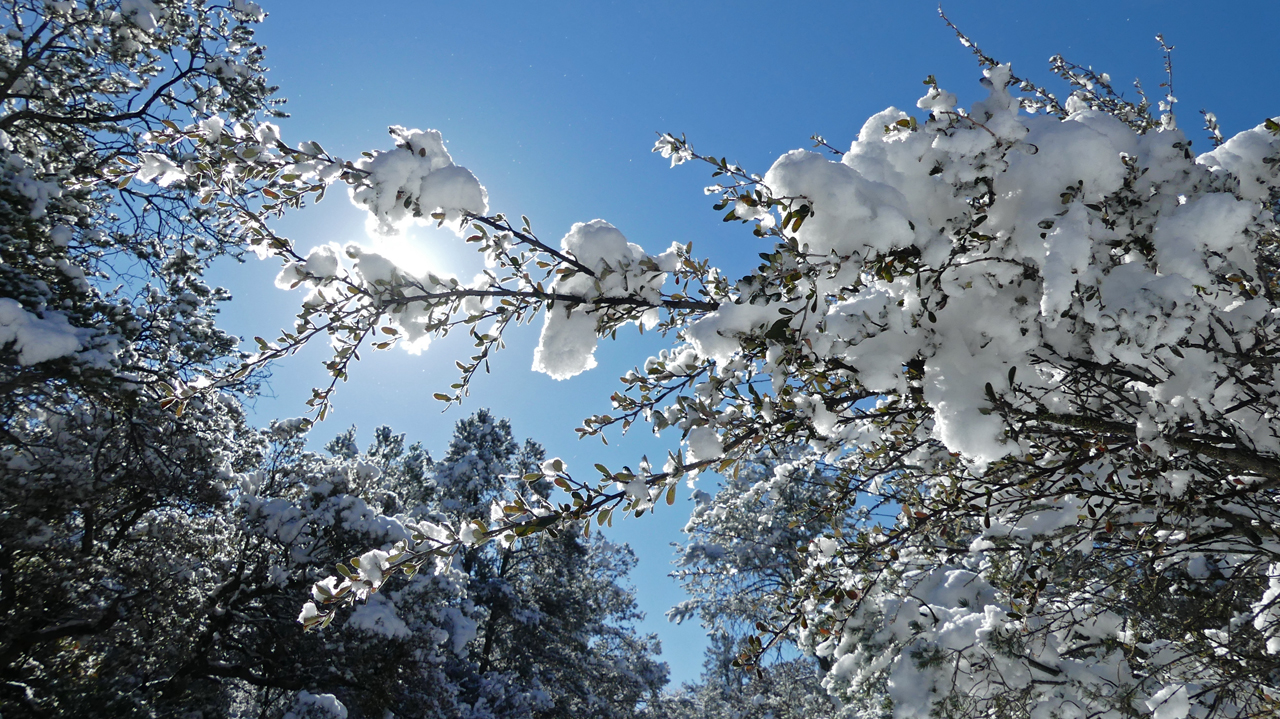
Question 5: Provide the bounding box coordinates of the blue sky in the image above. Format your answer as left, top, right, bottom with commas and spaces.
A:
212, 0, 1280, 685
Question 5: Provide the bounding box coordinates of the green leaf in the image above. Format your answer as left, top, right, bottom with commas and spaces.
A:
764, 318, 790, 341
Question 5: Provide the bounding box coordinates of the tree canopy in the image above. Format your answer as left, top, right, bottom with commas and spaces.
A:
5, 1, 1280, 717
146, 19, 1280, 716
0, 3, 665, 717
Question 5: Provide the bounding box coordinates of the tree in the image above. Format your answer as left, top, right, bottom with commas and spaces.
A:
123, 11, 1280, 719
669, 451, 851, 643
647, 631, 839, 719
0, 3, 675, 716
0, 0, 283, 714
276, 413, 666, 719
655, 452, 847, 719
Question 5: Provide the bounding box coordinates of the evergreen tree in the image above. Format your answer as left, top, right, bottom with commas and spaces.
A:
0, 1, 280, 713
656, 454, 845, 719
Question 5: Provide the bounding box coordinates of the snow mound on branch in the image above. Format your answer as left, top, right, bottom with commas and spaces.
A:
532, 220, 669, 379
533, 308, 598, 380
347, 593, 411, 639
764, 148, 917, 258
685, 425, 724, 463
0, 298, 90, 365
1198, 117, 1280, 201
120, 0, 162, 32
685, 300, 794, 367
349, 127, 488, 236
680, 62, 1279, 468
285, 691, 347, 719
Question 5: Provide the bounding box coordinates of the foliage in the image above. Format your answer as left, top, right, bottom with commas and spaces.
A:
238, 413, 667, 719
0, 0, 279, 713
2, 404, 668, 716
147, 14, 1280, 717
646, 632, 839, 719
0, 3, 667, 717
652, 452, 847, 719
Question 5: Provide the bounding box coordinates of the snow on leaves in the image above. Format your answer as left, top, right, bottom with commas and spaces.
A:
152, 31, 1280, 719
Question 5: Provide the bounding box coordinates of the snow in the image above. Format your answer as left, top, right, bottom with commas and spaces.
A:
532, 220, 669, 379
685, 300, 793, 366
1197, 117, 1280, 202
685, 425, 723, 464
0, 298, 88, 365
1153, 192, 1257, 288
1252, 563, 1280, 654
348, 126, 488, 236
438, 605, 477, 655
119, 0, 161, 32
286, 691, 348, 719
763, 148, 916, 258
1145, 684, 1190, 719
532, 305, 599, 380
346, 593, 411, 639
297, 601, 320, 624
135, 152, 186, 186
257, 48, 1280, 719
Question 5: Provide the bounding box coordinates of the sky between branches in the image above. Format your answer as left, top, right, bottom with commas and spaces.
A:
209, 0, 1280, 685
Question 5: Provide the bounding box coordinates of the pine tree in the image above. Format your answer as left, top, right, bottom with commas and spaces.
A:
0, 1, 280, 714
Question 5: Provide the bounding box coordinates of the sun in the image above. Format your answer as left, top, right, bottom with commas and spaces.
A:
361, 213, 450, 280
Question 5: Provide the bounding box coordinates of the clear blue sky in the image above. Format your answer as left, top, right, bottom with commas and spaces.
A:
211, 0, 1280, 686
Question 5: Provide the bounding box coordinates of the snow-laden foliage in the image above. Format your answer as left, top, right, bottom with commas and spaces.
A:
652, 454, 850, 719
0, 0, 279, 713
233, 414, 666, 719
0, 4, 670, 716
3, 405, 667, 716
669, 453, 845, 635
646, 632, 842, 719
303, 412, 669, 719
137, 16, 1280, 719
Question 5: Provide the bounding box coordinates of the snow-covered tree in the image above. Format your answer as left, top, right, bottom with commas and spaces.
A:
669, 452, 851, 642
267, 413, 666, 719
124, 11, 1280, 719
420, 411, 669, 719
0, 0, 285, 713
647, 631, 840, 719
0, 3, 674, 716
3, 404, 667, 716
657, 453, 852, 719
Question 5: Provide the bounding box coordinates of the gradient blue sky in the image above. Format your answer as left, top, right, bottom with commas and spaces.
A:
212, 0, 1280, 685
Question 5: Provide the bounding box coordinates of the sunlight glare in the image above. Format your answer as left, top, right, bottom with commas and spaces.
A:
361, 213, 452, 280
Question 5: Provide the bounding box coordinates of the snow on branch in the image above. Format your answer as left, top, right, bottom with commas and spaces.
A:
135, 38, 1280, 718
